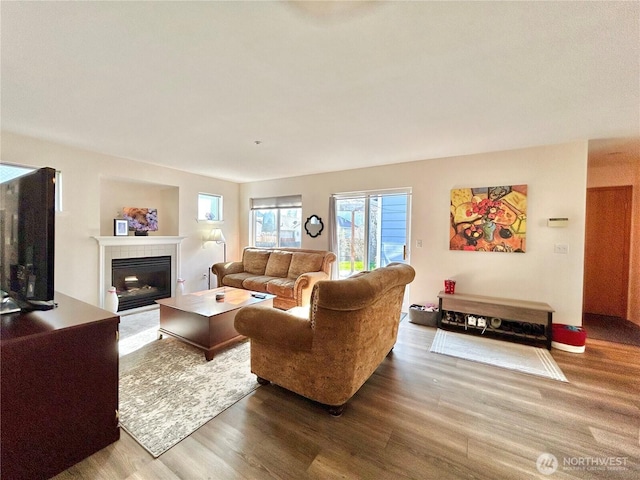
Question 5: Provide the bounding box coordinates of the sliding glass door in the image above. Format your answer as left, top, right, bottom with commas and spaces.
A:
334, 189, 411, 279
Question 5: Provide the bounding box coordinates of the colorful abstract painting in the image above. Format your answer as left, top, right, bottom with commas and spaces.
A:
122, 207, 158, 232
450, 185, 527, 252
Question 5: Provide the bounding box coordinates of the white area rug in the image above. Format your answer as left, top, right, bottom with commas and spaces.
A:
119, 337, 259, 457
430, 329, 568, 382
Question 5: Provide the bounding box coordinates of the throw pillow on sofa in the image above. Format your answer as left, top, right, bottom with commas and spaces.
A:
288, 253, 323, 278
265, 251, 293, 277
244, 249, 271, 275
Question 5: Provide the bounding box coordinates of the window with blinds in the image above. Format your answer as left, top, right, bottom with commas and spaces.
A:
250, 195, 302, 248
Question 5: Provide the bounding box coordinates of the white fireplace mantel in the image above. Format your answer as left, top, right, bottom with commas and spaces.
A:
93, 236, 186, 309
93, 236, 186, 247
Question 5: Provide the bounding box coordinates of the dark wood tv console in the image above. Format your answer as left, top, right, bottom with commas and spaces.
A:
1, 292, 120, 480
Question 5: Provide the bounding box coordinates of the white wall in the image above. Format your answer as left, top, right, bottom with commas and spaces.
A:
1, 131, 240, 305
240, 141, 589, 326
99, 178, 179, 236
2, 131, 588, 326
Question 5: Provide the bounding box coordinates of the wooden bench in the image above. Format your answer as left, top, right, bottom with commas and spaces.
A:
437, 291, 554, 349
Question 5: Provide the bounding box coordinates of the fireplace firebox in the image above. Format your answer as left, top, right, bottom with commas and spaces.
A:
112, 256, 171, 311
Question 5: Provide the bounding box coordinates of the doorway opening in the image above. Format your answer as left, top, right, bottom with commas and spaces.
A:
582, 185, 638, 345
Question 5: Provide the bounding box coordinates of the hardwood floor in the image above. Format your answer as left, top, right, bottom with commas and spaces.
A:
54, 322, 639, 479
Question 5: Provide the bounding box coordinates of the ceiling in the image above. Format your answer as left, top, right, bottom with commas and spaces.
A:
2, 1, 638, 183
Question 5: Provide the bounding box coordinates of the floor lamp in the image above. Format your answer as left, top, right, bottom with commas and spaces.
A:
206, 228, 226, 289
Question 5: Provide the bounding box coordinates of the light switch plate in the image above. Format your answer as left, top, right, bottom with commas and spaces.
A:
554, 244, 569, 254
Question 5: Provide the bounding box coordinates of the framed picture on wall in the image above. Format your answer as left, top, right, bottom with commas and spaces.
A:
449, 184, 527, 252
114, 219, 128, 236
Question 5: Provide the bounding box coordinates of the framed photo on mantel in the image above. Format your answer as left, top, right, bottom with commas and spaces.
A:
114, 219, 128, 236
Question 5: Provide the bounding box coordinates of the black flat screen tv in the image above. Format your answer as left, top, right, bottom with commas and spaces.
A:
1, 166, 56, 313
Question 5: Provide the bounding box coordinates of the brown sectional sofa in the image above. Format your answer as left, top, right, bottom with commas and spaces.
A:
211, 247, 336, 309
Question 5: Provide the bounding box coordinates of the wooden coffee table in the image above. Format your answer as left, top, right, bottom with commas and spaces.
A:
156, 287, 275, 361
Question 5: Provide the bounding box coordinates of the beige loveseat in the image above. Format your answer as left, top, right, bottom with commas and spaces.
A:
234, 262, 416, 415
211, 247, 336, 310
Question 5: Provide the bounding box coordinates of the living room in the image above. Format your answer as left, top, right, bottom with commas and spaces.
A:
3, 132, 639, 329
2, 1, 639, 478
3, 1, 639, 328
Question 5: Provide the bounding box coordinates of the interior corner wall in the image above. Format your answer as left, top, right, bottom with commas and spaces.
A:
587, 155, 640, 325
99, 178, 180, 236
240, 141, 589, 326
1, 131, 240, 306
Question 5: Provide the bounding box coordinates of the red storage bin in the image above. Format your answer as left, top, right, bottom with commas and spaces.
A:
552, 324, 586, 353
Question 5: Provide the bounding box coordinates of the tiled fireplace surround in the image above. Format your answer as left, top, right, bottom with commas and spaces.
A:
93, 236, 185, 310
